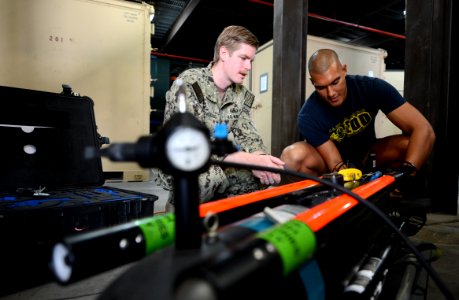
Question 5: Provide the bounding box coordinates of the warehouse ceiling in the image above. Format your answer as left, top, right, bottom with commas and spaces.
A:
141, 0, 406, 70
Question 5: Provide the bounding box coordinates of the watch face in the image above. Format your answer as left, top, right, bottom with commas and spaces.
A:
166, 127, 210, 171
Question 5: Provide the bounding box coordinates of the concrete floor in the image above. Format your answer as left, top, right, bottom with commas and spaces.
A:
411, 213, 459, 299
1, 179, 458, 300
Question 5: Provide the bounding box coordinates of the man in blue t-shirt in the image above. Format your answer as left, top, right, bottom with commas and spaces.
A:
281, 49, 435, 179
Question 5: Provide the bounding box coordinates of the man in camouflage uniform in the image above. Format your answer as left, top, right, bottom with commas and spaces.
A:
152, 25, 285, 211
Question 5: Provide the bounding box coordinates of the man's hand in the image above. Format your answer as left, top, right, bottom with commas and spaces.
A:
250, 154, 285, 185
222, 152, 285, 185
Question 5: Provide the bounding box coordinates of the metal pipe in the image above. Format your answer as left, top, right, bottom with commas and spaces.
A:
307, 13, 406, 40
151, 51, 210, 63
248, 0, 406, 39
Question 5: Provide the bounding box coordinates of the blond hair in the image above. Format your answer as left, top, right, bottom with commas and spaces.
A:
213, 25, 259, 63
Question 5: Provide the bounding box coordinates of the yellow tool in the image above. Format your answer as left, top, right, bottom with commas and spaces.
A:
338, 168, 362, 182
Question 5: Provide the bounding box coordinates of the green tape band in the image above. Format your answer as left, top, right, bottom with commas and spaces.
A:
136, 213, 175, 254
257, 219, 316, 276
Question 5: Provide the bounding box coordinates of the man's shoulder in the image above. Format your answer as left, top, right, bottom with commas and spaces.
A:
304, 91, 321, 105
179, 67, 209, 82
234, 83, 252, 95
347, 74, 377, 82
347, 75, 390, 92
347, 74, 385, 85
301, 93, 323, 115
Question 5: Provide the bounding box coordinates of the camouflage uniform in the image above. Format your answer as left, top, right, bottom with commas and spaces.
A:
151, 62, 267, 204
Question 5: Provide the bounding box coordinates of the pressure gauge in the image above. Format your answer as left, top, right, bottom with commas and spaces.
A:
165, 126, 211, 172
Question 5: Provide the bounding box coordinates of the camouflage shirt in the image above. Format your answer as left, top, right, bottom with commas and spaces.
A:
151, 62, 267, 203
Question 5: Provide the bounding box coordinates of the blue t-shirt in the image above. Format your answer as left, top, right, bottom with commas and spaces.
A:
297, 75, 405, 166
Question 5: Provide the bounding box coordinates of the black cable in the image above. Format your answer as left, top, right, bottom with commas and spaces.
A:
212, 160, 455, 300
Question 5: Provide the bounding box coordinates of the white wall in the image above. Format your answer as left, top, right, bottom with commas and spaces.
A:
247, 41, 274, 153
383, 70, 405, 96
376, 70, 405, 137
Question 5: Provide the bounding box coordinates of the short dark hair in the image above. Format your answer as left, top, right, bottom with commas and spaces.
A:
308, 49, 342, 74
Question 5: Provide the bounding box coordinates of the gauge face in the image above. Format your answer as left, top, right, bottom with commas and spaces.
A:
165, 127, 210, 172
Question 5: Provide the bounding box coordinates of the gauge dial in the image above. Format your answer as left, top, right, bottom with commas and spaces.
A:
165, 127, 210, 172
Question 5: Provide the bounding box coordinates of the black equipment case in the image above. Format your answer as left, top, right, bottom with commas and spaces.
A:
0, 85, 158, 295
